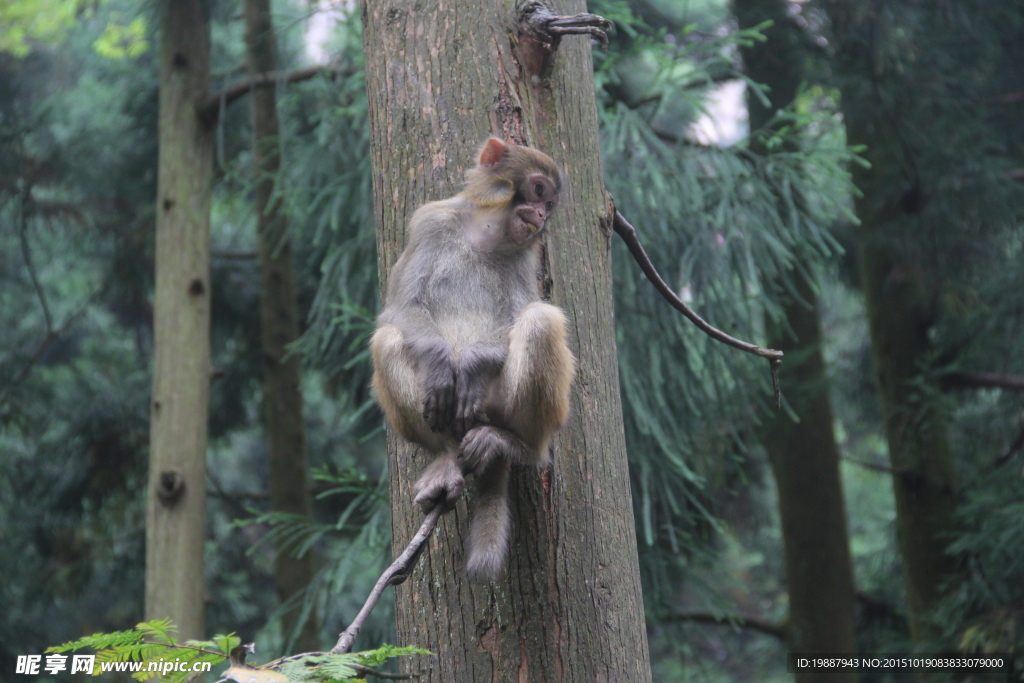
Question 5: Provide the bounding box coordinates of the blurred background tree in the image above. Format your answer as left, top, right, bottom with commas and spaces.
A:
1, 0, 1022, 680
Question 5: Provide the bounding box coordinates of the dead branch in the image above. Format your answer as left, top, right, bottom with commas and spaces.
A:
663, 611, 788, 641
213, 250, 258, 260
0, 286, 104, 413
945, 371, 1024, 392
521, 4, 612, 50
611, 209, 785, 407
856, 591, 908, 628
841, 456, 907, 476
993, 426, 1024, 469
243, 507, 443, 675
330, 506, 443, 654
201, 64, 350, 122
993, 92, 1024, 104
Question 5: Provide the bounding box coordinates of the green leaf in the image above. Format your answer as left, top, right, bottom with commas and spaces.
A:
92, 15, 148, 59
355, 644, 432, 668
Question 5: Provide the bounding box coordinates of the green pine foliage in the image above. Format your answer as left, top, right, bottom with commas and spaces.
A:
46, 619, 427, 682
7, 0, 1021, 677
821, 0, 1024, 658
47, 619, 234, 682
591, 4, 856, 612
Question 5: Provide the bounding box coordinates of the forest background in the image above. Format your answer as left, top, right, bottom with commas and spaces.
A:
1, 0, 1023, 681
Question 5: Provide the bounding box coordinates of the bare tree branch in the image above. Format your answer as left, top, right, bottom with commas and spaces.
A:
213, 250, 258, 260
945, 371, 1024, 392
0, 283, 105, 414
200, 64, 351, 122
993, 426, 1024, 469
19, 189, 51, 334
239, 507, 443, 674
993, 91, 1024, 104
235, 645, 423, 682
855, 591, 908, 630
663, 611, 788, 641
611, 209, 785, 406
521, 5, 612, 50
330, 506, 444, 654
841, 455, 908, 476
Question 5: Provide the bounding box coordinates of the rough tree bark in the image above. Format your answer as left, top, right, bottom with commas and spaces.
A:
145, 0, 212, 640
360, 1, 652, 680
244, 0, 319, 652
735, 0, 858, 677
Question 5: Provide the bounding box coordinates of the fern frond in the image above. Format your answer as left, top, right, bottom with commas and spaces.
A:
355, 644, 431, 668
136, 618, 177, 645
47, 628, 144, 653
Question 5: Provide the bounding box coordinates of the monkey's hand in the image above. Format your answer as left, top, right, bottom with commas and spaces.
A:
420, 345, 456, 433
458, 425, 531, 475
454, 344, 506, 439
414, 454, 464, 513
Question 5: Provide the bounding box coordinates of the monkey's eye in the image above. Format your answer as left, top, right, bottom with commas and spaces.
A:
534, 182, 544, 197
546, 201, 554, 211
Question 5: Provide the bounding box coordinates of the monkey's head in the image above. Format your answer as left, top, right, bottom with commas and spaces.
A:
464, 138, 563, 244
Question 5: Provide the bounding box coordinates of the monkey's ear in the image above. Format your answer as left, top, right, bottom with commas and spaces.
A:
478, 138, 509, 168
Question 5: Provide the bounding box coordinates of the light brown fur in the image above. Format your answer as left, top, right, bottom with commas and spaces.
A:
370, 138, 574, 581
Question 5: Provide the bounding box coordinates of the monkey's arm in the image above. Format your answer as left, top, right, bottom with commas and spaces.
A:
378, 213, 464, 433
378, 307, 456, 433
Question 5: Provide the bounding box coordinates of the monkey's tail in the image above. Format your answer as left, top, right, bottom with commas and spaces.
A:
465, 458, 511, 582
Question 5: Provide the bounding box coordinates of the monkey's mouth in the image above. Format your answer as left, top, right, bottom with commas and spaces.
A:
515, 206, 546, 238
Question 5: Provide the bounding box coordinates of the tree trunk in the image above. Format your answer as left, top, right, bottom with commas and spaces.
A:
824, 4, 959, 643
851, 169, 958, 643
361, 1, 652, 680
736, 0, 858, 677
764, 275, 858, 675
244, 0, 319, 652
145, 0, 212, 641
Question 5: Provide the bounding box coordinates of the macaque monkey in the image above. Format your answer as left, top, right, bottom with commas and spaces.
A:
370, 138, 575, 581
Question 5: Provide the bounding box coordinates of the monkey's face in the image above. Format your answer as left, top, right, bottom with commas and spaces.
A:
511, 173, 559, 242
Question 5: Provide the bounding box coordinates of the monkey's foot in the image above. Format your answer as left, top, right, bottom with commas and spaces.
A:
458, 426, 504, 474
545, 13, 611, 49
459, 425, 531, 474
413, 455, 464, 513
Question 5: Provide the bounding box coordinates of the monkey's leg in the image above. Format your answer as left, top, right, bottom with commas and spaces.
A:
464, 457, 511, 582
458, 423, 530, 474
413, 450, 464, 512
372, 324, 464, 511
457, 303, 573, 581
497, 301, 575, 463
370, 323, 448, 452
456, 301, 574, 473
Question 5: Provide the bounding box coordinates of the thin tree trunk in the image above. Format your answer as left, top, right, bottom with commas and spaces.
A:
736, 0, 858, 677
361, 1, 652, 680
244, 0, 319, 652
852, 175, 958, 642
764, 275, 858, 676
825, 4, 960, 643
145, 0, 212, 641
